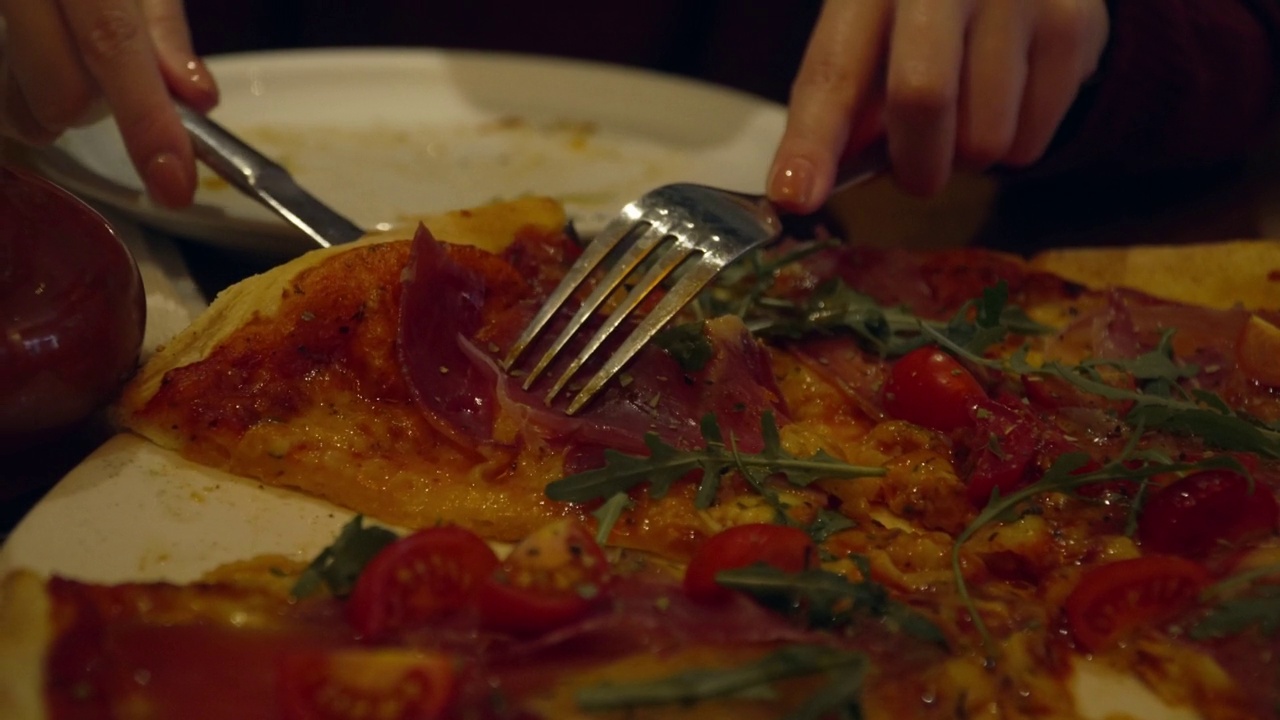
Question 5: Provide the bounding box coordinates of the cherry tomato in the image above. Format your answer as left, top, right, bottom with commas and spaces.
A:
683, 523, 817, 604
1064, 555, 1210, 652
346, 525, 500, 640
277, 648, 457, 720
881, 347, 986, 433
477, 519, 612, 636
1137, 469, 1279, 558
962, 399, 1040, 505
0, 166, 145, 453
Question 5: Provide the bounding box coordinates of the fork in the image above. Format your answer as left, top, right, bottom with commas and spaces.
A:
503, 149, 887, 415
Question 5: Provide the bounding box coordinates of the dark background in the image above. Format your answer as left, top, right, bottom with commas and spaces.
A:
181, 0, 1280, 254
185, 0, 819, 107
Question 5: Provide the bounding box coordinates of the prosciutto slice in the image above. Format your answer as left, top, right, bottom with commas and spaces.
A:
398, 225, 787, 459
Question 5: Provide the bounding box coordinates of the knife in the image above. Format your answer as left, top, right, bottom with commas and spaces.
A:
176, 104, 366, 249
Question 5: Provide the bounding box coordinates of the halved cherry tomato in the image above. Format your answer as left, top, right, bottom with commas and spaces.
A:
1064, 555, 1211, 652
962, 399, 1040, 505
1137, 469, 1280, 558
346, 525, 500, 640
278, 648, 457, 720
477, 519, 611, 636
683, 523, 817, 604
881, 347, 986, 433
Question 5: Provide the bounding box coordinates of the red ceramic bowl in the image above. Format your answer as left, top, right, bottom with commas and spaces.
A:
0, 166, 146, 453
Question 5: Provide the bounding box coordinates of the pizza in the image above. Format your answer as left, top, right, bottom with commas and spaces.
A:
2, 196, 1280, 719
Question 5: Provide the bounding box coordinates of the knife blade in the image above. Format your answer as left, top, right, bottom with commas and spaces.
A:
176, 104, 365, 249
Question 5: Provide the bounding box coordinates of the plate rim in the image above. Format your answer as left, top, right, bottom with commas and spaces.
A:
28, 46, 787, 257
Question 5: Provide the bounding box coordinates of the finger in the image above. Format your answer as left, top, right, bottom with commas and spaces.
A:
1006, 0, 1109, 165
956, 0, 1030, 170
0, 62, 59, 144
884, 0, 972, 196
768, 0, 893, 214
142, 0, 218, 110
0, 0, 97, 131
59, 0, 197, 207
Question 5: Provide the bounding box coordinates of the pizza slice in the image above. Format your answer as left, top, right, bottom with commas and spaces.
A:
8, 196, 1279, 718
0, 515, 953, 720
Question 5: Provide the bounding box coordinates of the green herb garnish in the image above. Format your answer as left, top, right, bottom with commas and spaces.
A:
545, 413, 885, 506
291, 515, 399, 599
1190, 562, 1280, 640
591, 491, 634, 545
930, 326, 1280, 459
950, 449, 1250, 653
724, 277, 1051, 359
653, 322, 715, 372
716, 562, 945, 644
575, 644, 867, 715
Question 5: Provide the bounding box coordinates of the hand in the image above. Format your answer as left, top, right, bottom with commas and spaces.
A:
768, 0, 1110, 213
0, 0, 218, 208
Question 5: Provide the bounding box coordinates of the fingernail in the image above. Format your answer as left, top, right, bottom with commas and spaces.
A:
769, 157, 815, 210
144, 152, 194, 208
182, 59, 220, 107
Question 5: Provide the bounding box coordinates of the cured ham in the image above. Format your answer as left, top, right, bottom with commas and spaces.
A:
398, 225, 786, 459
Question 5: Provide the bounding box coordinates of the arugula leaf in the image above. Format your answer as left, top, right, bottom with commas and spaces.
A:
1191, 585, 1280, 640
740, 278, 1049, 360
1114, 330, 1201, 383
805, 510, 857, 543
545, 413, 885, 505
712, 250, 1271, 465
591, 492, 635, 545
784, 670, 867, 720
944, 283, 1054, 355
1127, 405, 1280, 459
693, 240, 842, 322
291, 515, 399, 599
715, 564, 945, 645
654, 322, 715, 372
949, 450, 1249, 652
941, 325, 1280, 461
1190, 562, 1280, 640
574, 644, 866, 712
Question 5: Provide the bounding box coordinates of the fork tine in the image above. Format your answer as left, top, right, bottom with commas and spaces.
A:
545, 236, 700, 406
563, 258, 722, 415
502, 214, 638, 371
539, 230, 694, 402
520, 220, 673, 389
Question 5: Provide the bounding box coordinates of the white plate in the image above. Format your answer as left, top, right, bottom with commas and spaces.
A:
0, 434, 355, 583
28, 48, 786, 257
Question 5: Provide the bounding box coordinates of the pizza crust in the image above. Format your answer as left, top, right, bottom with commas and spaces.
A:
1029, 239, 1280, 310
0, 571, 51, 720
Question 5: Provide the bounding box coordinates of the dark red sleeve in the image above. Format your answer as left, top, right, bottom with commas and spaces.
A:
1033, 0, 1280, 176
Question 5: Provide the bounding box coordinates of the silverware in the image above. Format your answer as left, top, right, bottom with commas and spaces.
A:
504, 148, 887, 415
176, 104, 365, 248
